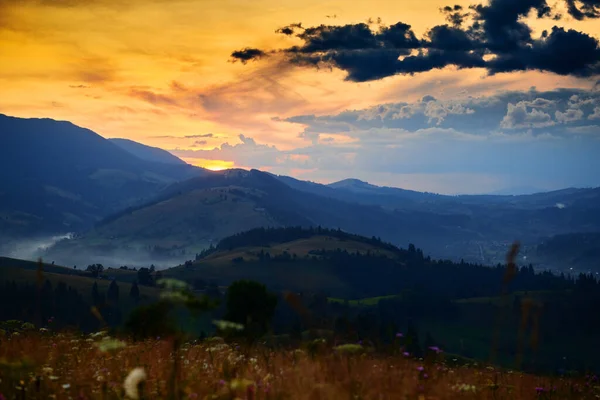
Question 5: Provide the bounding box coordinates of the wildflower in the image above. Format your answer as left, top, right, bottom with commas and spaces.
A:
452, 383, 476, 393
62, 384, 71, 389
403, 352, 410, 357
417, 366, 424, 372
123, 367, 147, 400
396, 333, 403, 338
428, 346, 442, 353
219, 379, 226, 386
535, 387, 545, 394
0, 393, 5, 400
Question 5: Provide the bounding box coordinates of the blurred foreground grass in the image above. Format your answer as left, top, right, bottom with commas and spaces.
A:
0, 331, 598, 399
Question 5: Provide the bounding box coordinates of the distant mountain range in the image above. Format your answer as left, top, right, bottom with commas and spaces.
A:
1, 113, 600, 270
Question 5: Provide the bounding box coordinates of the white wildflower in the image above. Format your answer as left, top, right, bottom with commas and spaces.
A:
123, 367, 147, 400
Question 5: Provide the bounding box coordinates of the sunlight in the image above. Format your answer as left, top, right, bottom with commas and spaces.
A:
181, 157, 235, 171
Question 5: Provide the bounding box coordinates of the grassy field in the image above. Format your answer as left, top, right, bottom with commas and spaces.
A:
199, 235, 400, 265
0, 332, 598, 399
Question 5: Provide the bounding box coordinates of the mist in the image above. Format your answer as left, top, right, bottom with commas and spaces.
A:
0, 233, 74, 261
0, 233, 187, 270
40, 240, 188, 270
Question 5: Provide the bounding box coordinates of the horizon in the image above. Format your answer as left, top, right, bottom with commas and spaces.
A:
1, 111, 599, 196
1, 0, 600, 193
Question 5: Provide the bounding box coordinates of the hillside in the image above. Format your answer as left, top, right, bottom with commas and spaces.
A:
43, 169, 476, 267
161, 227, 600, 371
109, 138, 186, 165
0, 114, 206, 239
534, 232, 600, 272
40, 168, 600, 269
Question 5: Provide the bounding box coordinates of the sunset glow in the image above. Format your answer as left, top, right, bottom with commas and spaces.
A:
1, 0, 599, 193
182, 158, 236, 172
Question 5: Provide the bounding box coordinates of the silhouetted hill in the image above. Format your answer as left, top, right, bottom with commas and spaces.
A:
109, 138, 186, 165
0, 114, 206, 238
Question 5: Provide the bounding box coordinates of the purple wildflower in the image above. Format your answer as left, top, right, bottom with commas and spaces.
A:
423, 373, 429, 379
395, 333, 403, 338
219, 380, 226, 386
403, 352, 410, 357
535, 387, 545, 394
417, 366, 424, 372
429, 346, 442, 353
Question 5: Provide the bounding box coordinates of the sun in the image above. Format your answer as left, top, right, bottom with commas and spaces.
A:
181, 158, 235, 171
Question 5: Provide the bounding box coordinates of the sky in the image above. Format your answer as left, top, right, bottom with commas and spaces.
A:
1, 0, 600, 194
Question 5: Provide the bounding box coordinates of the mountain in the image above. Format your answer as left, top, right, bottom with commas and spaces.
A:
109, 138, 186, 165
43, 169, 473, 268
0, 114, 206, 239
273, 174, 453, 212
42, 167, 600, 269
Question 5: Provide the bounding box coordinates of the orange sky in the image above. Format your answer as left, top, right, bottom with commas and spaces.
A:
1, 0, 599, 188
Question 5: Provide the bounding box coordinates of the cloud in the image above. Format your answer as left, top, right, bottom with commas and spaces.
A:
163, 86, 600, 193
281, 88, 600, 139
230, 48, 268, 64
555, 108, 584, 123
565, 0, 600, 20
500, 103, 554, 129
129, 88, 178, 106
590, 107, 600, 119
231, 0, 600, 82
185, 133, 213, 138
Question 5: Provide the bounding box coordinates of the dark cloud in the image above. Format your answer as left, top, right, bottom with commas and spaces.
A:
469, 0, 553, 51
565, 0, 600, 20
231, 0, 600, 82
487, 27, 600, 77
440, 4, 469, 27
230, 48, 268, 64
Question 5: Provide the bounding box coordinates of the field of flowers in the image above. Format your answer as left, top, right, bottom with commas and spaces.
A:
1, 330, 599, 400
